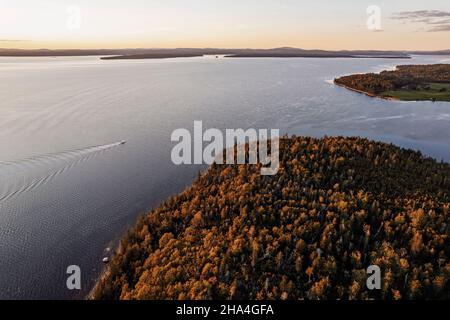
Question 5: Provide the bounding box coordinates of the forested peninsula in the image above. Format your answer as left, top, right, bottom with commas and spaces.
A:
92, 137, 450, 300
335, 64, 450, 102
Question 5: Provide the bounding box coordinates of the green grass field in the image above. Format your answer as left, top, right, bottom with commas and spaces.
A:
381, 83, 450, 102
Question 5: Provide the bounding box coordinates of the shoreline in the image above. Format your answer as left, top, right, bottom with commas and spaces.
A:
87, 237, 128, 299
333, 81, 399, 101
87, 253, 115, 300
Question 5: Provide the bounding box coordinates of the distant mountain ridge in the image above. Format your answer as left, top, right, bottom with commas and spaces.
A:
408, 50, 450, 55
1, 47, 447, 59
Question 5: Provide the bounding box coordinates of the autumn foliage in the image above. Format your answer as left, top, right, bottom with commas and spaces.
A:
334, 64, 450, 94
92, 137, 450, 300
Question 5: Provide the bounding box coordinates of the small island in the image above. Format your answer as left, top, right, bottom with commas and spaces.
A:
334, 64, 450, 102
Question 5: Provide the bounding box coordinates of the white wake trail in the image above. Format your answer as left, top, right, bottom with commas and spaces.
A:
0, 142, 125, 203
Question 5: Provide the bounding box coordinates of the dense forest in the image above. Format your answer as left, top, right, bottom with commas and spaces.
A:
92, 137, 450, 300
334, 64, 450, 97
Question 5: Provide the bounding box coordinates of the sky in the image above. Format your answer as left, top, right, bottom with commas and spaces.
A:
0, 0, 449, 50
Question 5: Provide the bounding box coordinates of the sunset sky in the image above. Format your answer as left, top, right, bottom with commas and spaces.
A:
1, 0, 449, 50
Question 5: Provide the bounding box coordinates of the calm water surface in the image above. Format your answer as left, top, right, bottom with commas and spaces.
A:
0, 55, 449, 299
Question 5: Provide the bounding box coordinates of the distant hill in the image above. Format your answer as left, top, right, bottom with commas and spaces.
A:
92, 137, 450, 300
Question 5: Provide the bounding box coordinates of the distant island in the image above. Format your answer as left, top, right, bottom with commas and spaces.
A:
101, 53, 204, 60
92, 136, 450, 300
101, 48, 413, 60
334, 64, 450, 102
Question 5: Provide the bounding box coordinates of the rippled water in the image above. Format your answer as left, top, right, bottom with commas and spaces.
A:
0, 55, 449, 299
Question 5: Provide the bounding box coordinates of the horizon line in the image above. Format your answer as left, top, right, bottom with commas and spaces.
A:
1, 47, 449, 52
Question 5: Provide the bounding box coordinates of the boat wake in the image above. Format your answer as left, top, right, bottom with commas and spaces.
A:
0, 142, 125, 203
